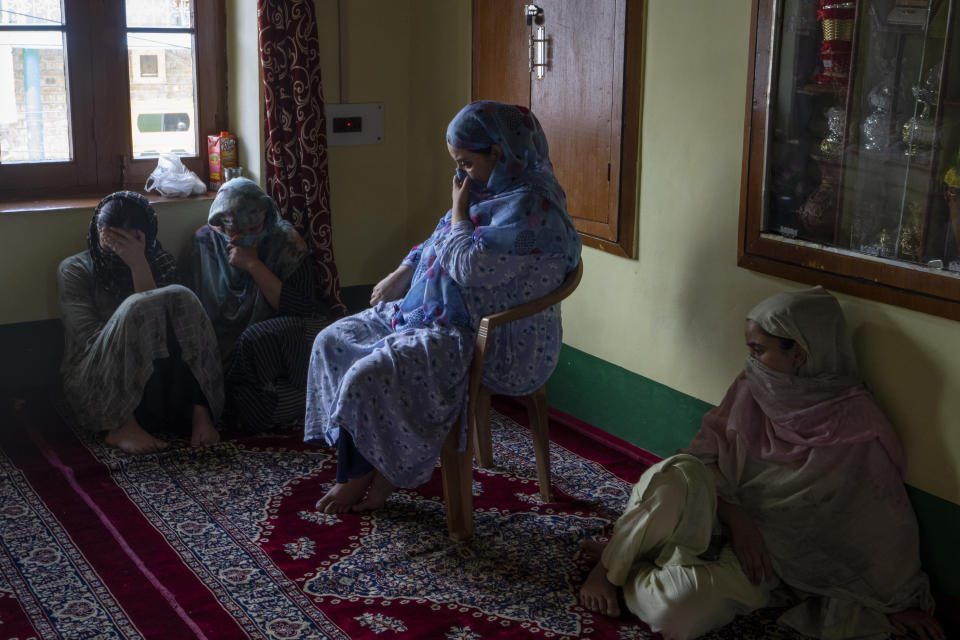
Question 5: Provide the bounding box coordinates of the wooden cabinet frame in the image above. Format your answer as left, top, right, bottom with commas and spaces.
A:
739, 0, 960, 320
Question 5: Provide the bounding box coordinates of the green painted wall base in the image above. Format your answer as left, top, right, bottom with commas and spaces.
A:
0, 318, 63, 392
547, 344, 960, 597
907, 485, 960, 598
547, 344, 712, 458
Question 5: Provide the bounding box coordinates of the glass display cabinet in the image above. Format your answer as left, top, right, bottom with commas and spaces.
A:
740, 0, 960, 319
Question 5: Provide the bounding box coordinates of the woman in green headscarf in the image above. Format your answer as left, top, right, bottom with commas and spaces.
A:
187, 178, 332, 432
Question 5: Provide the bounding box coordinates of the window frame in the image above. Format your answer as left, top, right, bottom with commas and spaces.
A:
0, 0, 226, 200
739, 0, 960, 321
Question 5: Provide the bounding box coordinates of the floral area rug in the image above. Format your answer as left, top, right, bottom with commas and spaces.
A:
0, 392, 805, 639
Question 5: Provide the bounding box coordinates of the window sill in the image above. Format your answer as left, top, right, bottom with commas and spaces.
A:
0, 190, 217, 214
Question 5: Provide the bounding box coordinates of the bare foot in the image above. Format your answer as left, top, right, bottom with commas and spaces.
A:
190, 405, 220, 447
579, 561, 621, 617
580, 538, 607, 562
316, 471, 375, 514
105, 417, 169, 455
352, 471, 396, 512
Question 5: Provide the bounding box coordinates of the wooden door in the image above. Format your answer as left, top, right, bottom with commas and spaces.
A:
472, 0, 642, 258
472, 0, 530, 106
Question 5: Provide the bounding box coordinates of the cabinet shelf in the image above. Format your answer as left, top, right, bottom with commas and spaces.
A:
873, 21, 932, 33
847, 147, 935, 169
800, 83, 847, 96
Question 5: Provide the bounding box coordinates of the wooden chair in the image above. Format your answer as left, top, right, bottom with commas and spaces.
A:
440, 259, 584, 541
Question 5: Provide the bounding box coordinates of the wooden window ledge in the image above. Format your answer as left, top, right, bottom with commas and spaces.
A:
0, 190, 217, 215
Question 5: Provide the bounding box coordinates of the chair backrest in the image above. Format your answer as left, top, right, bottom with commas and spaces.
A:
477, 258, 583, 336
466, 257, 583, 427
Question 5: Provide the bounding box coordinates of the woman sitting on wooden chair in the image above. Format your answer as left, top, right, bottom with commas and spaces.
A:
304, 101, 582, 513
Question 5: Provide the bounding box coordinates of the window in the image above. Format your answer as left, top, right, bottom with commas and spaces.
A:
740, 0, 960, 320
138, 53, 160, 78
0, 0, 225, 198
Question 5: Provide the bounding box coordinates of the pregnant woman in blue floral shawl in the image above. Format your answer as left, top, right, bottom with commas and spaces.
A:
305, 101, 582, 513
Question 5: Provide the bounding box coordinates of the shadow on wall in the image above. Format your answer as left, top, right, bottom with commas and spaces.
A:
850, 317, 960, 599
674, 230, 765, 400
850, 319, 955, 502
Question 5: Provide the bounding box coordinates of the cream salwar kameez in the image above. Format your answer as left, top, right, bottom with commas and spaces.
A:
600, 454, 773, 640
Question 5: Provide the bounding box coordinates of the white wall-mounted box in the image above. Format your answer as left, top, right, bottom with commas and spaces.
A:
325, 103, 384, 146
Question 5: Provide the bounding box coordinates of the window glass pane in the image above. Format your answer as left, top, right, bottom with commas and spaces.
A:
0, 0, 62, 26
161, 112, 189, 132
0, 32, 71, 163
136, 113, 162, 133
127, 32, 196, 158
135, 112, 190, 133
125, 0, 193, 29
139, 53, 158, 77
762, 0, 960, 274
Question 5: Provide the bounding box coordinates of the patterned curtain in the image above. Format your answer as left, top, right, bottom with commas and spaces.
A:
258, 0, 346, 317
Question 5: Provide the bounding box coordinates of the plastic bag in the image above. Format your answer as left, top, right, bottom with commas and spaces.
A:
144, 154, 208, 197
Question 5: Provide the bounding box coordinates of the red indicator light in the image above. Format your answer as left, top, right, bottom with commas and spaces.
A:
333, 117, 362, 133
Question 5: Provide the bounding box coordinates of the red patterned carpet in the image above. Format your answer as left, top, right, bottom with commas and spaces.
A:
0, 392, 803, 639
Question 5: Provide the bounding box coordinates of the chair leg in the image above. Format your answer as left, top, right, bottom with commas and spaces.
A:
472, 385, 494, 468
440, 423, 474, 541
525, 386, 552, 503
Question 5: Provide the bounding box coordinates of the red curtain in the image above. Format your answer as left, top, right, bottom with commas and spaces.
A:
258, 0, 346, 317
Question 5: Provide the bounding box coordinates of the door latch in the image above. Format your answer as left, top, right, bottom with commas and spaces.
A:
524, 5, 547, 79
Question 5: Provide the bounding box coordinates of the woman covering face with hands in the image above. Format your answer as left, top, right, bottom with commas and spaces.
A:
57, 191, 223, 454
186, 178, 333, 433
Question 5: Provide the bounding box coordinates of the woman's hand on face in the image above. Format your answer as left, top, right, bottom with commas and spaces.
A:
370, 265, 413, 306
451, 172, 471, 223
100, 228, 147, 268
727, 509, 773, 585
227, 241, 261, 272
889, 608, 947, 640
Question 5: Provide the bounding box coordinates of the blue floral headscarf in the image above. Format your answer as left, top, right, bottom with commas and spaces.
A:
444, 100, 565, 209
395, 101, 580, 329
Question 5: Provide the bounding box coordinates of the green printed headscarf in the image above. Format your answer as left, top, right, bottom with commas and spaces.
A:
191, 178, 309, 334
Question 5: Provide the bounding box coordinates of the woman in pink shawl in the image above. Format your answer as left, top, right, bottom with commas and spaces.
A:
578, 287, 944, 640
